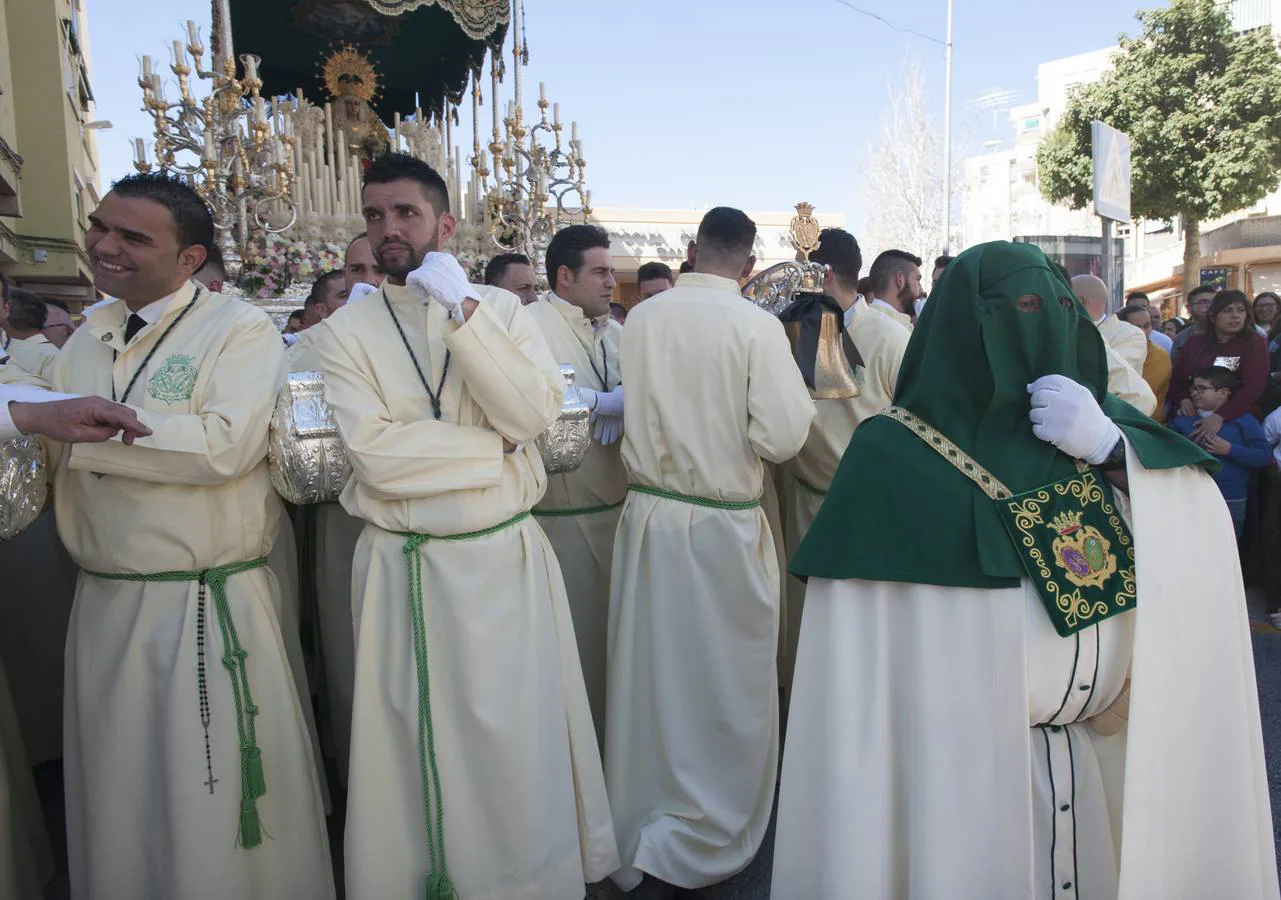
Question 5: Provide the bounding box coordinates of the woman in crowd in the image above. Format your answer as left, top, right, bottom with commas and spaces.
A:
1168, 289, 1269, 443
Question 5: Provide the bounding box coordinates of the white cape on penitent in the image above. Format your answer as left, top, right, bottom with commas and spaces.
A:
773, 444, 1279, 899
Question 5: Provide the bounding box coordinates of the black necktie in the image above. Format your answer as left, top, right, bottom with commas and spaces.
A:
124, 314, 147, 343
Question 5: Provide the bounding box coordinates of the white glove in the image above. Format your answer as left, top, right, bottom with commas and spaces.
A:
593, 415, 623, 445
281, 332, 300, 347
579, 384, 624, 421
347, 282, 378, 301
1027, 374, 1121, 464
406, 252, 481, 313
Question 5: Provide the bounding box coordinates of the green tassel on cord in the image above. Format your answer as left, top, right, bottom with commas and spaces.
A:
426, 872, 453, 900
240, 797, 263, 849
244, 746, 267, 798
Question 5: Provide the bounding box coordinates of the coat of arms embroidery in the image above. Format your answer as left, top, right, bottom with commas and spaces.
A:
148, 353, 199, 404
1049, 509, 1117, 589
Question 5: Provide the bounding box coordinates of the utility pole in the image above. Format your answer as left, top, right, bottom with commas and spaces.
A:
942, 0, 954, 254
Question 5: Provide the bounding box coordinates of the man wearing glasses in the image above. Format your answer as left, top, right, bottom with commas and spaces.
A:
1171, 284, 1216, 360
41, 300, 76, 348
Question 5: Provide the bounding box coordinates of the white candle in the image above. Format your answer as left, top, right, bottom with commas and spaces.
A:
142, 55, 153, 78
540, 81, 546, 102
507, 101, 515, 121
536, 170, 547, 196
150, 75, 165, 103
203, 129, 215, 161
553, 102, 560, 125
575, 139, 584, 159
186, 20, 200, 47
243, 55, 259, 82
571, 121, 578, 142
585, 190, 592, 209
132, 138, 146, 165
171, 41, 185, 68
254, 96, 266, 124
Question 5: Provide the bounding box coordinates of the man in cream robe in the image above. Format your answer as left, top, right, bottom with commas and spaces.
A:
779, 228, 910, 695
774, 241, 1277, 900
4, 332, 58, 381
1074, 274, 1154, 414
524, 224, 625, 745
606, 208, 816, 895
317, 154, 616, 899
36, 175, 334, 899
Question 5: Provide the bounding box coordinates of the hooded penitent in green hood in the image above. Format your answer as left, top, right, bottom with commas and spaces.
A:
791, 241, 1216, 588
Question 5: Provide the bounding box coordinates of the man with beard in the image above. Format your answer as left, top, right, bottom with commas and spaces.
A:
8, 172, 334, 898
605, 207, 815, 897
313, 153, 617, 899
772, 241, 1277, 899
523, 224, 624, 745
866, 249, 922, 327
483, 252, 540, 305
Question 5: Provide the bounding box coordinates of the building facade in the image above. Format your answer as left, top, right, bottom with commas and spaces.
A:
1, 0, 102, 312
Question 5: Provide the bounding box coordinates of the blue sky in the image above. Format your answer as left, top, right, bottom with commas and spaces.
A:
87, 0, 1165, 232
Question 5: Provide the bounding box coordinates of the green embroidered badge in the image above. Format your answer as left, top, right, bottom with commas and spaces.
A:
147, 353, 198, 404
995, 471, 1137, 637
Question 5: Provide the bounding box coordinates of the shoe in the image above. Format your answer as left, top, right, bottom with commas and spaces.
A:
1270, 612, 1281, 631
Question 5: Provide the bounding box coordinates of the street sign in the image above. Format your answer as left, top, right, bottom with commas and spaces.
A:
1092, 121, 1131, 223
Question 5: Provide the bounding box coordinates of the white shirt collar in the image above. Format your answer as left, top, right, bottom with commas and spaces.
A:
870, 297, 901, 317
843, 297, 866, 329
131, 295, 173, 325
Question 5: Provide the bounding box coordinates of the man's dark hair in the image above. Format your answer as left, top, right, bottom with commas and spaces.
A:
546, 224, 610, 291
110, 171, 215, 254
484, 252, 532, 286
609, 302, 627, 317
288, 309, 306, 322
933, 254, 954, 272
1118, 303, 1150, 326
1188, 284, 1217, 303
44, 298, 69, 314
0, 270, 10, 303
636, 261, 674, 285
6, 288, 47, 331
198, 242, 226, 280
678, 260, 694, 275
857, 275, 874, 298
363, 152, 450, 215
1125, 290, 1149, 304
810, 228, 863, 292
695, 207, 756, 265
1194, 364, 1240, 393
305, 270, 344, 306
868, 249, 923, 294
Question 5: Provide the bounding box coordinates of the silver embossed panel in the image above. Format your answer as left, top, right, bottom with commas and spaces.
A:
268, 371, 352, 505
0, 437, 47, 540
537, 364, 591, 475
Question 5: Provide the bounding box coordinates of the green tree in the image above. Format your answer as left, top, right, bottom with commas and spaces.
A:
1037, 0, 1281, 299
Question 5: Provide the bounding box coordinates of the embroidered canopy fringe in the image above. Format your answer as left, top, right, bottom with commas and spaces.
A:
84, 557, 270, 847
396, 510, 532, 900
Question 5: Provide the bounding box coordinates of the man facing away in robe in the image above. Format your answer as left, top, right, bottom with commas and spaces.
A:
0, 391, 149, 900
313, 152, 617, 899
15, 172, 334, 899
1, 290, 59, 381
1073, 273, 1157, 415
523, 223, 625, 747
605, 206, 816, 898
773, 241, 1278, 900
778, 227, 910, 696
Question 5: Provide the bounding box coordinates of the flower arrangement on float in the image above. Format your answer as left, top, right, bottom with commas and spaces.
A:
236, 233, 345, 298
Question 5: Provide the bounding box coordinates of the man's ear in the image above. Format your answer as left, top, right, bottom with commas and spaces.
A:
178, 243, 208, 280
740, 255, 756, 280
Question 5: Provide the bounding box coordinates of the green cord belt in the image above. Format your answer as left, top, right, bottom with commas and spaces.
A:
628, 483, 761, 511
532, 499, 624, 518
395, 509, 531, 900
85, 557, 270, 849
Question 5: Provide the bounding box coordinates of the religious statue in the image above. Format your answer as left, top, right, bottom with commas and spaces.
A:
322, 44, 391, 161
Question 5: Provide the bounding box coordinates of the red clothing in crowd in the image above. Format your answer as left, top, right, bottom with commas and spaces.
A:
1167, 328, 1269, 419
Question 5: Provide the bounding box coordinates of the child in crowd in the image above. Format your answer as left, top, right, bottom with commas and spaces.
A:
1171, 365, 1272, 537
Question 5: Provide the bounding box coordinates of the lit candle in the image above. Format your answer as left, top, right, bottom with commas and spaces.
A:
171, 41, 185, 68
186, 20, 200, 47
132, 138, 146, 165
142, 55, 154, 78
539, 81, 546, 103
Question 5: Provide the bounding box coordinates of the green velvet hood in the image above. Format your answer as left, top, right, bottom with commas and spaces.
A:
791, 241, 1216, 588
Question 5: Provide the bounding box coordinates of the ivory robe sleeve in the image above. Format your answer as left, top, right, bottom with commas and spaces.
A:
1103, 317, 1149, 374
68, 313, 285, 485
445, 293, 564, 444
314, 321, 506, 501
747, 317, 817, 464
1104, 344, 1158, 416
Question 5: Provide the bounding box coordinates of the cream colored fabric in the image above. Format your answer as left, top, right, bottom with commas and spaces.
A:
773, 448, 1279, 899
606, 272, 815, 890
285, 326, 322, 372
780, 300, 910, 693
45, 284, 334, 900
4, 335, 58, 381
1100, 315, 1149, 374
315, 282, 618, 898
1105, 343, 1157, 415
870, 297, 914, 329
524, 293, 627, 746
0, 651, 54, 900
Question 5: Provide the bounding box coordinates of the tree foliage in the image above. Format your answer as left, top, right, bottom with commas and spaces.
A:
1037, 0, 1281, 227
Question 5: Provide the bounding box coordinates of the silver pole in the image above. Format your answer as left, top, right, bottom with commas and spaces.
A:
1102, 217, 1116, 313
942, 0, 954, 254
